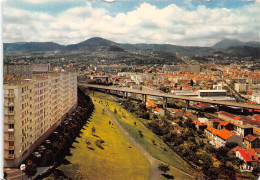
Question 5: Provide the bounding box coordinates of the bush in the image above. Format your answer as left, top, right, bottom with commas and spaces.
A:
138, 130, 144, 137
95, 139, 105, 149
158, 164, 170, 174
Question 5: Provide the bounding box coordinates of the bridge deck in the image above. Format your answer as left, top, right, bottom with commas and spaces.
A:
80, 84, 260, 110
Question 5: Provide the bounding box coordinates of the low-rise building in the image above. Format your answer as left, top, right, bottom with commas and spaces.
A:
153, 107, 165, 116
252, 93, 260, 104
236, 124, 254, 138
205, 127, 243, 148
218, 121, 234, 131
218, 111, 243, 126
235, 149, 259, 171
244, 134, 260, 149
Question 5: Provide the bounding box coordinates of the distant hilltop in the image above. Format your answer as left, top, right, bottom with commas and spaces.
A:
3, 37, 260, 58
211, 38, 260, 49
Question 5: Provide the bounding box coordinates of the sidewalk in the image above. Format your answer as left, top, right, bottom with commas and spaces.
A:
4, 166, 49, 180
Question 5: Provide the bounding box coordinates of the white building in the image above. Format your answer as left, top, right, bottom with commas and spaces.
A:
252, 93, 260, 104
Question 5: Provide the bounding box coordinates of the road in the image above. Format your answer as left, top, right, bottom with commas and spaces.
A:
94, 102, 161, 180
80, 84, 260, 110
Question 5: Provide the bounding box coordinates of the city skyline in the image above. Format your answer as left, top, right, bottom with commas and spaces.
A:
3, 0, 260, 46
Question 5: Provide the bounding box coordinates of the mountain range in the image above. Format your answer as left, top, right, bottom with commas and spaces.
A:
4, 37, 260, 57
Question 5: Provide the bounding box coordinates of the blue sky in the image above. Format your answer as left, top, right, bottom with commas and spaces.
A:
3, 0, 260, 46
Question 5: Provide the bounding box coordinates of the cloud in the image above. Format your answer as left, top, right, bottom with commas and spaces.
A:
23, 0, 73, 3
3, 1, 260, 46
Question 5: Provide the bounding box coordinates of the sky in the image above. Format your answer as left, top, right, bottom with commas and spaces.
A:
3, 0, 260, 46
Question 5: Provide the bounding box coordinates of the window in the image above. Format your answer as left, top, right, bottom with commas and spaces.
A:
9, 107, 14, 112
9, 150, 14, 155
8, 133, 14, 138
9, 141, 14, 146
9, 124, 14, 129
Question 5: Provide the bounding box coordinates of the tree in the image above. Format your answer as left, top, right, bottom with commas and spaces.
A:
114, 108, 117, 114
190, 79, 194, 87
92, 126, 96, 135
42, 150, 55, 166
25, 163, 37, 179
158, 164, 170, 174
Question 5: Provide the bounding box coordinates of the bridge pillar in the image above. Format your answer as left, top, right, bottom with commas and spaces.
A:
216, 105, 220, 112
125, 92, 128, 99
163, 97, 167, 109
185, 100, 190, 111
142, 94, 147, 104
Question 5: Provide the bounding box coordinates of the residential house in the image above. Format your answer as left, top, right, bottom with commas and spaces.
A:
235, 149, 259, 171
208, 118, 220, 129
218, 121, 234, 131
236, 124, 254, 138
241, 117, 260, 136
205, 127, 243, 148
193, 120, 207, 131
214, 129, 243, 148
153, 108, 165, 116
244, 134, 260, 149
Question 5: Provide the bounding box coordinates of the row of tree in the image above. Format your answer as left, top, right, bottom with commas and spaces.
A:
25, 88, 95, 179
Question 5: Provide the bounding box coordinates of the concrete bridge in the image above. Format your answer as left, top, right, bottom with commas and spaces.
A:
79, 84, 260, 112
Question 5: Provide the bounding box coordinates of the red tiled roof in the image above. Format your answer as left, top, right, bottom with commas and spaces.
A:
238, 149, 258, 162
185, 112, 192, 117
255, 148, 260, 153
198, 103, 209, 108
219, 121, 230, 126
243, 118, 260, 127
174, 109, 182, 113
244, 134, 257, 142
231, 146, 243, 153
206, 126, 220, 135
253, 115, 260, 122
211, 157, 220, 164
210, 119, 220, 122
154, 108, 161, 112
219, 111, 240, 120
193, 120, 207, 126
216, 129, 234, 140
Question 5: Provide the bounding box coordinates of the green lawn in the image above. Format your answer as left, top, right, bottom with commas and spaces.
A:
91, 92, 199, 179
59, 103, 150, 180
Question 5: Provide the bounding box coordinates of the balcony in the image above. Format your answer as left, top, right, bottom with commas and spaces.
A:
4, 111, 14, 116
4, 102, 14, 106
4, 137, 14, 141
8, 128, 14, 132
4, 94, 15, 98
5, 146, 15, 150
4, 128, 14, 133
5, 154, 15, 159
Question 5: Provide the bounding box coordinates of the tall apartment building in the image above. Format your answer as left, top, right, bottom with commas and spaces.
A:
3, 72, 77, 167
4, 64, 33, 78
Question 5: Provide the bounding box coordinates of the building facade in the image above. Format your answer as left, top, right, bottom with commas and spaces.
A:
3, 72, 77, 167
4, 64, 33, 78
